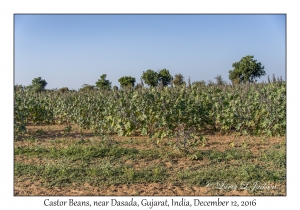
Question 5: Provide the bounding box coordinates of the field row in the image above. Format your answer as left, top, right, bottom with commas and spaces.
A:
14, 82, 286, 141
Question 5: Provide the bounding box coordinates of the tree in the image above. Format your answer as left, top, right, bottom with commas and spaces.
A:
79, 84, 96, 92
172, 74, 185, 87
14, 84, 24, 92
192, 80, 206, 87
95, 74, 111, 90
158, 69, 173, 86
135, 83, 143, 90
207, 80, 215, 86
58, 87, 69, 93
118, 76, 136, 88
113, 85, 119, 91
141, 69, 159, 87
214, 75, 226, 85
229, 55, 265, 84
27, 77, 47, 93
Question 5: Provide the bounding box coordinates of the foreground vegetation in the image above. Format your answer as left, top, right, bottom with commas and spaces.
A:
14, 125, 286, 196
14, 80, 286, 195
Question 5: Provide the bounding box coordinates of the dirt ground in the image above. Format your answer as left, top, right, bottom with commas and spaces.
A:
14, 125, 286, 196
14, 180, 252, 196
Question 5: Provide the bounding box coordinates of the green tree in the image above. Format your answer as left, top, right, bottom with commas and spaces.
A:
135, 83, 143, 90
207, 80, 215, 86
27, 77, 47, 93
58, 87, 69, 93
14, 84, 24, 92
118, 76, 136, 88
172, 73, 185, 87
79, 84, 96, 92
95, 74, 111, 90
141, 69, 159, 87
113, 85, 119, 91
192, 80, 206, 87
158, 69, 173, 86
214, 75, 226, 85
229, 55, 265, 84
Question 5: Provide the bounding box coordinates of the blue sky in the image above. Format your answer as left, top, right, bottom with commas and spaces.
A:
14, 14, 286, 90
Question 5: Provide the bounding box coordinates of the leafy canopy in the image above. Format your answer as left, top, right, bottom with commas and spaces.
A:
172, 74, 185, 87
141, 69, 159, 87
158, 69, 173, 86
214, 75, 226, 86
142, 69, 173, 87
79, 84, 96, 92
95, 74, 112, 90
118, 76, 136, 88
229, 55, 265, 84
58, 87, 69, 93
27, 77, 47, 93
192, 80, 206, 87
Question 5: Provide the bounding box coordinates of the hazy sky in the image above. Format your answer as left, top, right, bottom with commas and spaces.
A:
14, 14, 286, 90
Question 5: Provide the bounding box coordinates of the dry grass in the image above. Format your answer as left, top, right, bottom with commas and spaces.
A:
14, 125, 286, 196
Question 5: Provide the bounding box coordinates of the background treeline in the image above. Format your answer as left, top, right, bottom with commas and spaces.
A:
14, 55, 283, 93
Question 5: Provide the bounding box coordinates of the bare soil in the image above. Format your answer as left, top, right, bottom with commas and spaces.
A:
14, 125, 286, 196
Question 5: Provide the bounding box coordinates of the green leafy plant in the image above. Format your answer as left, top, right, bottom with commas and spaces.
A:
14, 81, 286, 140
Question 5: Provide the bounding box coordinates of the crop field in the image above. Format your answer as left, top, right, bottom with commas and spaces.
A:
14, 82, 286, 196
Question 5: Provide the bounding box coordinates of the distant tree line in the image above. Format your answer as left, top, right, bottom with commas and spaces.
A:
15, 55, 281, 93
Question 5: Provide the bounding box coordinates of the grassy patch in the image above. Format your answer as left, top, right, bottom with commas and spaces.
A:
15, 144, 139, 161
14, 128, 286, 195
176, 163, 285, 188
186, 148, 254, 163
14, 161, 168, 187
259, 144, 286, 168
